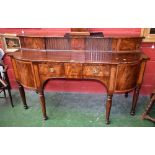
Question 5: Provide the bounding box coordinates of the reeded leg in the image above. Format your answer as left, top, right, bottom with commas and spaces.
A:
18, 84, 28, 109
141, 94, 155, 121
38, 91, 48, 120
130, 86, 140, 116
105, 94, 113, 124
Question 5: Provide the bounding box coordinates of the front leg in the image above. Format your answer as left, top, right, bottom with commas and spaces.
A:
18, 83, 28, 109
105, 94, 113, 124
38, 91, 48, 120
130, 86, 140, 115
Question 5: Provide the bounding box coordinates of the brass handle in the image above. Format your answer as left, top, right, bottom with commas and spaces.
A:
49, 68, 55, 73
92, 68, 99, 74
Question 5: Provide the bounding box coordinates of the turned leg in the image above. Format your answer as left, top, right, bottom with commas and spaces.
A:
18, 84, 28, 109
105, 94, 113, 124
130, 86, 140, 116
38, 91, 48, 120
141, 94, 155, 121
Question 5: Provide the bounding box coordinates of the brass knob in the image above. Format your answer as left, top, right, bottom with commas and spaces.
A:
92, 68, 99, 74
49, 68, 55, 73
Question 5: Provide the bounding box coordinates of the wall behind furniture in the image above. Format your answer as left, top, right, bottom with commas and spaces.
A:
0, 28, 154, 95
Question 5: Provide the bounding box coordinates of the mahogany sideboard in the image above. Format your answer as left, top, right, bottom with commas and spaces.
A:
9, 50, 149, 124
7, 35, 149, 124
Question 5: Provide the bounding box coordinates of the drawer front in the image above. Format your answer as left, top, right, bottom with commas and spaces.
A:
38, 63, 64, 77
83, 64, 110, 77
64, 63, 82, 78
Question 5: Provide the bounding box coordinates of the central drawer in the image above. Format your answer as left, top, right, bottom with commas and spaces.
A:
38, 63, 64, 77
83, 64, 110, 77
64, 63, 82, 78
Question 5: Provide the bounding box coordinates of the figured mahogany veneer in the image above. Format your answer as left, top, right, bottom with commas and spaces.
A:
19, 35, 142, 51
9, 49, 149, 124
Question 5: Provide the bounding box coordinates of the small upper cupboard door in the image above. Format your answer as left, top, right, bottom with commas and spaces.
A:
19, 37, 45, 49
118, 38, 142, 51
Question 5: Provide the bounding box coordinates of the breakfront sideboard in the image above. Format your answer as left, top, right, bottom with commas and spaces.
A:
9, 34, 149, 124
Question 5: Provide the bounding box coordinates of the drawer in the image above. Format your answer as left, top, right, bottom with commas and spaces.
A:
64, 63, 82, 78
83, 64, 110, 77
38, 63, 64, 77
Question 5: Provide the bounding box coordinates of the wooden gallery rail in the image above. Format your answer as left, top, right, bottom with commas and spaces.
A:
8, 35, 149, 124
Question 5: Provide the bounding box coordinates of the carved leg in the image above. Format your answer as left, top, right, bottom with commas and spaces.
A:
130, 86, 140, 116
38, 91, 48, 120
105, 94, 113, 124
141, 94, 155, 121
125, 93, 128, 98
18, 84, 28, 109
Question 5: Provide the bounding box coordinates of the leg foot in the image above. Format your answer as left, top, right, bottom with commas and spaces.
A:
106, 120, 110, 125
24, 105, 28, 109
38, 91, 48, 121
130, 86, 140, 116
18, 83, 28, 109
130, 111, 135, 116
105, 94, 113, 124
43, 116, 48, 120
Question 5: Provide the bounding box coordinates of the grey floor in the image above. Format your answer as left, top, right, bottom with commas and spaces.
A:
0, 90, 155, 127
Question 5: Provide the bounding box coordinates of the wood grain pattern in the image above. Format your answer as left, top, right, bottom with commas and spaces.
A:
45, 38, 69, 50
115, 63, 140, 92
20, 37, 45, 49
64, 63, 82, 78
38, 63, 64, 77
9, 35, 148, 124
13, 60, 35, 88
83, 64, 110, 77
112, 38, 142, 51
19, 35, 143, 51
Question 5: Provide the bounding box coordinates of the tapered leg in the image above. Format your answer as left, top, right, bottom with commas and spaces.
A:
18, 84, 28, 109
141, 94, 155, 121
105, 94, 113, 124
130, 86, 140, 116
38, 91, 48, 120
7, 87, 14, 107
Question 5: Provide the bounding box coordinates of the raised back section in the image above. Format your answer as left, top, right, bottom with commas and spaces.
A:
45, 37, 69, 50
85, 37, 112, 51
18, 35, 143, 52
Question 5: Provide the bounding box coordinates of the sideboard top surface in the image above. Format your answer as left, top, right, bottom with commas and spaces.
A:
9, 49, 146, 64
